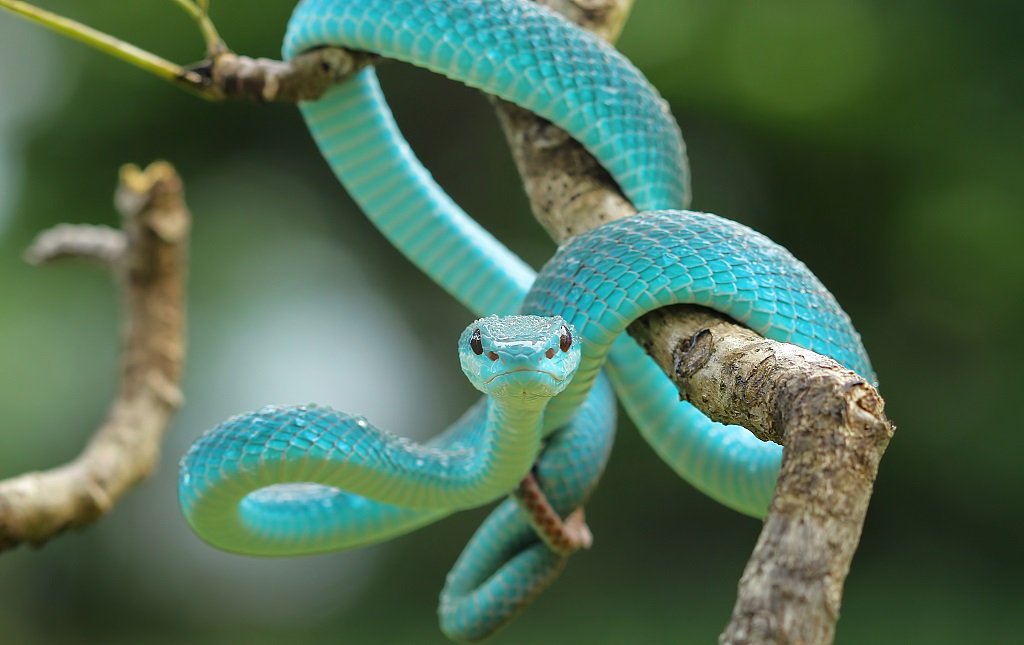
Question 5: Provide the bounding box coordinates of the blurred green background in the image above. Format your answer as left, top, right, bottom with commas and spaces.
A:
0, 1, 1020, 643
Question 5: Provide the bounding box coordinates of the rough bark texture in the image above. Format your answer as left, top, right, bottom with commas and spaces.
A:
491, 2, 896, 644
185, 48, 377, 103
631, 307, 892, 643
0, 162, 190, 551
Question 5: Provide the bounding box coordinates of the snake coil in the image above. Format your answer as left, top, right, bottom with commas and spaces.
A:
179, 1, 875, 641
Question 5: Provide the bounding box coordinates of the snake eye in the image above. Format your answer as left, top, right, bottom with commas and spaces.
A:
559, 325, 573, 352
470, 328, 483, 356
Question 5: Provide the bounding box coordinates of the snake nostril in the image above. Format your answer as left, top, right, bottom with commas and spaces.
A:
487, 351, 499, 362
545, 348, 556, 359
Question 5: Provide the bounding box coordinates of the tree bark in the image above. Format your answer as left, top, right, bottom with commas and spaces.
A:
490, 2, 895, 644
0, 162, 190, 551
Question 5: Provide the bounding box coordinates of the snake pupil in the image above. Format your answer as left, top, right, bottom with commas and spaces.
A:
559, 325, 572, 352
470, 328, 483, 355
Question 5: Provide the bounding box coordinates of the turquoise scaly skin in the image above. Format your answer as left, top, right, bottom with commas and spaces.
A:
437, 210, 876, 641
179, 316, 607, 555
178, 0, 877, 640
434, 370, 610, 642
438, 375, 616, 642
524, 211, 875, 429
280, 0, 796, 522
180, 379, 615, 560
439, 212, 875, 643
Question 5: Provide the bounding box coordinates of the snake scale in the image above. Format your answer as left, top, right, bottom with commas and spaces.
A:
178, 0, 876, 640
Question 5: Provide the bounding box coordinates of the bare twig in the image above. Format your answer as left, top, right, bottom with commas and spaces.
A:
0, 1, 370, 101
24, 223, 126, 267
185, 49, 377, 103
0, 162, 190, 551
170, 0, 226, 56
0, 0, 207, 93
491, 2, 895, 643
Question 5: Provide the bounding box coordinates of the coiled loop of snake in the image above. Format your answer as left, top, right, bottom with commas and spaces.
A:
179, 1, 876, 641
282, 0, 828, 521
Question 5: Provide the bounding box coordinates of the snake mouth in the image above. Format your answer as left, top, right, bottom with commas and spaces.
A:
484, 368, 564, 384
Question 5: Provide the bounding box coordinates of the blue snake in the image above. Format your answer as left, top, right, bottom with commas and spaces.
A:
178, 0, 876, 640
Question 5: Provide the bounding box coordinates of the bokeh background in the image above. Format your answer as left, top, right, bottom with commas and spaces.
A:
1, 1, 1020, 643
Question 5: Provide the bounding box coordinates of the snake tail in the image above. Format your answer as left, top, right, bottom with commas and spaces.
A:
439, 372, 617, 642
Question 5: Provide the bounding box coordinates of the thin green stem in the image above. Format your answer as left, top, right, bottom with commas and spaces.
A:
1, 0, 180, 81
0, 0, 221, 100
170, 0, 225, 55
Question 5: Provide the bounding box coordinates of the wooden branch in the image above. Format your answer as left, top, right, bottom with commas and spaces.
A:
23, 223, 126, 267
0, 0, 373, 102
491, 2, 895, 643
184, 48, 377, 102
3, 0, 895, 637
631, 308, 892, 644
530, 0, 636, 42
0, 161, 190, 551
170, 2, 895, 639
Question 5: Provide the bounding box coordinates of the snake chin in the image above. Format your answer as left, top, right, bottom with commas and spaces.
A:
482, 369, 571, 400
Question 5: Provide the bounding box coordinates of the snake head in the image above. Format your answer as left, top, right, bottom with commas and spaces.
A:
458, 315, 581, 400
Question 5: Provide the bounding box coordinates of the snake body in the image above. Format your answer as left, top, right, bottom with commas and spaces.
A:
179, 0, 876, 640
180, 315, 604, 553
283, 0, 796, 519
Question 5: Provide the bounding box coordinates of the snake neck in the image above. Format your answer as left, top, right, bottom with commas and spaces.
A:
477, 394, 547, 488
488, 393, 549, 426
